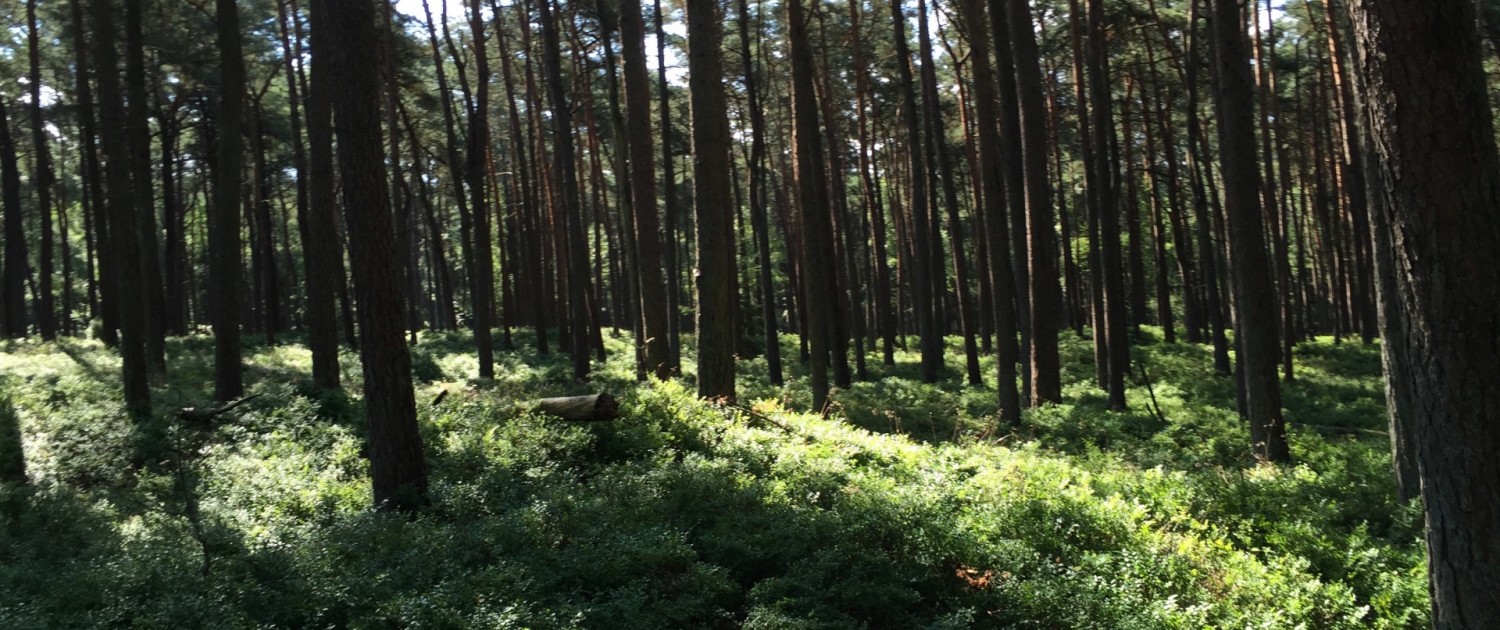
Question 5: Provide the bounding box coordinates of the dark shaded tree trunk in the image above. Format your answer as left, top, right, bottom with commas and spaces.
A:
538, 0, 595, 380
1186, 0, 1231, 375
0, 100, 26, 340
962, 0, 1022, 425
655, 0, 681, 370
918, 0, 979, 386
987, 0, 1034, 402
71, 0, 118, 347
468, 0, 497, 379
1085, 0, 1128, 410
1210, 0, 1289, 463
788, 0, 836, 412
738, 0, 782, 385
848, 0, 896, 367
92, 0, 151, 417
303, 0, 342, 390
1007, 0, 1064, 404
0, 396, 22, 486
1347, 0, 1500, 624
688, 0, 736, 400
125, 0, 167, 375
27, 0, 56, 341
210, 0, 246, 402
889, 0, 941, 383
316, 0, 428, 512
623, 0, 674, 381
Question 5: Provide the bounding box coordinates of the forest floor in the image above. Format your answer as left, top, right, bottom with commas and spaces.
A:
0, 328, 1427, 628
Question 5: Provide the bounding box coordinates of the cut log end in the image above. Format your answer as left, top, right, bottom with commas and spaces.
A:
532, 393, 618, 422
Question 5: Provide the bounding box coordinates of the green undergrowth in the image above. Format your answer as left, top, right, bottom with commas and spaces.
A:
0, 328, 1426, 627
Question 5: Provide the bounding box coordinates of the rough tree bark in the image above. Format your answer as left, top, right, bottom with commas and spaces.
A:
316, 0, 428, 512
688, 0, 737, 401
1347, 0, 1500, 624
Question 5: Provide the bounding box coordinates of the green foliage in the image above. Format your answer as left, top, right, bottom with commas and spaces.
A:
0, 331, 1426, 627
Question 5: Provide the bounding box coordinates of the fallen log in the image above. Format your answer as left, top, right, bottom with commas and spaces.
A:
532, 393, 618, 422
177, 393, 263, 429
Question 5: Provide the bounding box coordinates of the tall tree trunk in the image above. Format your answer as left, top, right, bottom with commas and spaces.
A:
988, 0, 1034, 402
687, 0, 737, 400
0, 100, 26, 339
126, 0, 167, 375
537, 0, 594, 380
302, 0, 342, 390
71, 0, 118, 347
1348, 1, 1500, 624
889, 0, 941, 383
918, 0, 980, 386
849, 0, 896, 367
1007, 0, 1064, 404
1322, 0, 1377, 344
963, 0, 1022, 425
92, 0, 151, 416
160, 96, 188, 336
622, 0, 674, 381
468, 0, 497, 378
315, 0, 428, 512
1210, 0, 1290, 462
27, 0, 56, 341
738, 0, 783, 385
788, 0, 837, 412
1088, 0, 1129, 409
655, 0, 681, 370
1187, 0, 1231, 374
210, 0, 246, 401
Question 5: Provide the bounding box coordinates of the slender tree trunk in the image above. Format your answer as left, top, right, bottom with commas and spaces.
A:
848, 0, 896, 367
889, 0, 941, 383
1187, 0, 1231, 374
468, 0, 497, 378
655, 0, 682, 370
987, 0, 1034, 401
538, 0, 594, 380
918, 0, 979, 386
93, 0, 151, 416
1211, 0, 1290, 463
963, 0, 1022, 425
789, 0, 837, 412
1085, 0, 1129, 409
27, 0, 56, 341
1008, 0, 1064, 404
72, 0, 118, 347
622, 0, 674, 381
301, 0, 342, 390
126, 0, 167, 375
